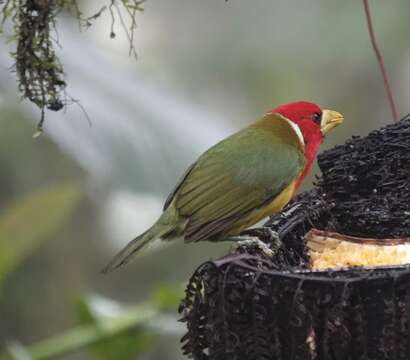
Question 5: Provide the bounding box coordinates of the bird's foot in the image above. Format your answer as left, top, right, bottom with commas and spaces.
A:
240, 227, 282, 251
230, 236, 275, 258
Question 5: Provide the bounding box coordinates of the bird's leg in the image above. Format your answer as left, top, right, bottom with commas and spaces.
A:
240, 227, 282, 251
229, 236, 275, 258
227, 228, 281, 258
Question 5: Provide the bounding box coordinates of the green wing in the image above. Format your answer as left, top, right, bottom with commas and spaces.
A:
165, 113, 306, 242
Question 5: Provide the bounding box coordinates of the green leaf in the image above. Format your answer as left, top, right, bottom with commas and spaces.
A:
0, 183, 83, 285
76, 293, 123, 326
0, 301, 158, 360
151, 283, 184, 312
89, 331, 154, 360
76, 294, 155, 360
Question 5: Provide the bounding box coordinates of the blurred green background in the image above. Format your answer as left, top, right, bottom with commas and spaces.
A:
0, 0, 409, 359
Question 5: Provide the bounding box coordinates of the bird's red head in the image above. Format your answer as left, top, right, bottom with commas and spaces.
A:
271, 101, 344, 187
272, 101, 323, 150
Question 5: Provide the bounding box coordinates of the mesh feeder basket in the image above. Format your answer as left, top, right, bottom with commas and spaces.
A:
180, 115, 410, 360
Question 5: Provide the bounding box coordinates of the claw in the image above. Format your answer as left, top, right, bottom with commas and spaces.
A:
240, 227, 282, 250
230, 236, 275, 258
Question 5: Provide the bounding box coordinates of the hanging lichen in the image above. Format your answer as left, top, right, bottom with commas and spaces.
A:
0, 0, 145, 134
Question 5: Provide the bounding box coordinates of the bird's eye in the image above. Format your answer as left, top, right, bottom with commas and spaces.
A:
311, 112, 322, 124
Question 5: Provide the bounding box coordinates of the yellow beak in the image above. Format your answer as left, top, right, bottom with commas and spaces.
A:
320, 109, 344, 136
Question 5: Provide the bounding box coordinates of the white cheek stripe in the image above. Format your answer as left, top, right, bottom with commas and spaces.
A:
283, 118, 305, 148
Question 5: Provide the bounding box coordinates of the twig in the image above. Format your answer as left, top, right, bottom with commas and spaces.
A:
362, 0, 398, 122
111, 1, 138, 59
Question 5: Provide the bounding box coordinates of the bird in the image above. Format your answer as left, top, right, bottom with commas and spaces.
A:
103, 101, 343, 272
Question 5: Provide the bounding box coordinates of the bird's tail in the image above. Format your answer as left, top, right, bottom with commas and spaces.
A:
102, 219, 173, 273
